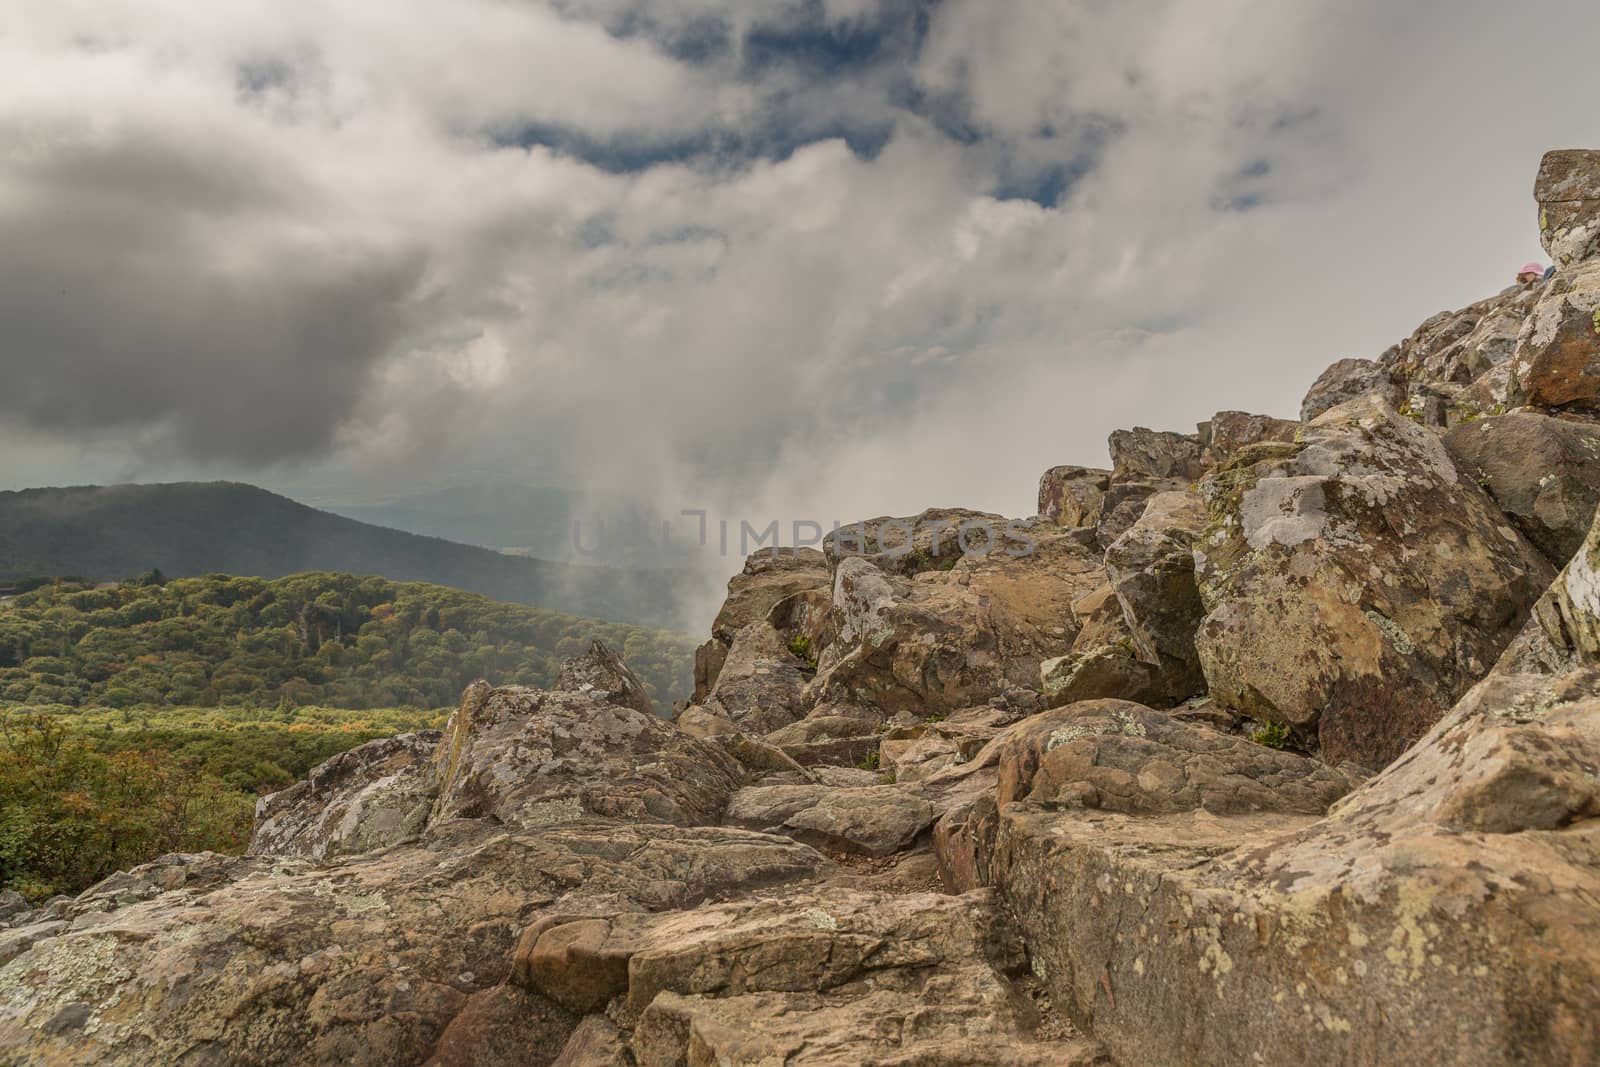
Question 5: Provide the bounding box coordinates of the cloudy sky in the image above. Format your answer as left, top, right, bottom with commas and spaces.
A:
2, 0, 1596, 549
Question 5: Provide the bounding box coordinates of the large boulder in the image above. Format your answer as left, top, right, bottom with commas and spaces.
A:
1101, 490, 1209, 701
1094, 477, 1186, 549
822, 506, 1016, 577
991, 666, 1600, 1067
515, 888, 1103, 1066
994, 700, 1357, 816
1300, 358, 1402, 423
1194, 395, 1553, 768
1442, 410, 1600, 564
1039, 583, 1192, 709
1537, 147, 1600, 266
811, 524, 1103, 716
693, 549, 831, 702
249, 731, 440, 861
701, 620, 815, 735
1107, 427, 1206, 482
556, 639, 655, 718
723, 783, 935, 856
431, 682, 745, 829
1037, 466, 1111, 527
1203, 410, 1300, 467
1510, 261, 1600, 413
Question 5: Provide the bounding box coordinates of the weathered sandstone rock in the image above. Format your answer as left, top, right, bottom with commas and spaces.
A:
556, 638, 656, 717
1300, 357, 1403, 423
993, 666, 1600, 1067
1443, 409, 1600, 564
811, 524, 1102, 715
1511, 261, 1600, 412
249, 730, 440, 860
1194, 394, 1552, 767
432, 683, 745, 829
1037, 465, 1111, 527
724, 784, 934, 856
1537, 148, 1600, 266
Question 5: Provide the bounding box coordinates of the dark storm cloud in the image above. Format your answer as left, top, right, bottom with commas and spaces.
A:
0, 120, 426, 463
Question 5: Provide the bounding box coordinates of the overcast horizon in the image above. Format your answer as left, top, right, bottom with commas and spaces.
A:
4, 0, 1598, 543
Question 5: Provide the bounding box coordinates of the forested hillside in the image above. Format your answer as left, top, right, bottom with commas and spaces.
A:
0, 482, 696, 629
0, 571, 694, 711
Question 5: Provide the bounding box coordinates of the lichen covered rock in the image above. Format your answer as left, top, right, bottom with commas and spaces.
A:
249, 730, 440, 861
1537, 148, 1600, 266
1194, 394, 1552, 768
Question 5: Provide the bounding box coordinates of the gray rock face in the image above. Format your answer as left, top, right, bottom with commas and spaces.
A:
724, 784, 935, 856
694, 549, 831, 702
1037, 465, 1111, 527
822, 506, 1015, 577
432, 683, 745, 829
702, 620, 815, 735
994, 700, 1356, 816
1102, 490, 1208, 700
249, 731, 440, 861
1194, 395, 1553, 768
1107, 426, 1206, 482
1443, 410, 1600, 564
556, 639, 656, 718
812, 526, 1103, 716
1537, 148, 1600, 266
1300, 358, 1403, 422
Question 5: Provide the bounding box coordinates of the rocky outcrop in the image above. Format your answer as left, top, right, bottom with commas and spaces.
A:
518, 889, 1101, 1066
1511, 261, 1600, 413
431, 682, 745, 829
811, 523, 1103, 715
1537, 148, 1600, 266
0, 820, 827, 1067
1038, 465, 1111, 527
991, 667, 1600, 1067
693, 549, 830, 702
556, 639, 656, 717
1300, 357, 1403, 422
1194, 394, 1552, 768
1443, 410, 1600, 564
249, 730, 440, 861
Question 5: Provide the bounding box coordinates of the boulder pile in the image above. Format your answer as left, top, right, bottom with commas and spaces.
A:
4, 151, 1600, 1067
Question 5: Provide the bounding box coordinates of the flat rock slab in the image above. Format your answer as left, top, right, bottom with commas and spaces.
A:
724, 784, 935, 857
515, 888, 1106, 1067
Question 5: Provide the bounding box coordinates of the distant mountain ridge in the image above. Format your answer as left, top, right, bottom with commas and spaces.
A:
319, 481, 694, 567
0, 482, 693, 630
